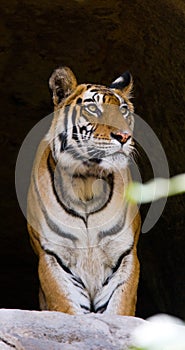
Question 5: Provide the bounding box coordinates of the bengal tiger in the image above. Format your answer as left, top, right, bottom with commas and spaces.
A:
27, 66, 141, 315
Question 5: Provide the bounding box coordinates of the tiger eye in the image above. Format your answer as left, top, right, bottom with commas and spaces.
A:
88, 104, 97, 112
120, 105, 128, 114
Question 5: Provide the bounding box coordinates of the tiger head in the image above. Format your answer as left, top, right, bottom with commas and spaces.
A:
48, 67, 135, 171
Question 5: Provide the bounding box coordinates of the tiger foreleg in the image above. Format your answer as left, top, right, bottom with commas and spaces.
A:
94, 251, 140, 316
107, 255, 140, 316
38, 252, 90, 314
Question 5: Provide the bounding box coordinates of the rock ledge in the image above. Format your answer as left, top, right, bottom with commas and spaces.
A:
0, 309, 146, 349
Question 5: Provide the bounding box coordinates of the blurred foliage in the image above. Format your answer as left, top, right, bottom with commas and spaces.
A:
126, 174, 185, 203
128, 314, 185, 350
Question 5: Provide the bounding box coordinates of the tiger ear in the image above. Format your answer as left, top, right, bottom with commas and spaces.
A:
49, 66, 78, 106
110, 71, 133, 98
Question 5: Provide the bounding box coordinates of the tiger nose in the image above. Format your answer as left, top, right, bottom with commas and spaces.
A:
110, 131, 132, 144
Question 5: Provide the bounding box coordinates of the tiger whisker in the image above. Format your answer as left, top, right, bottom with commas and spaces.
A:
130, 146, 140, 163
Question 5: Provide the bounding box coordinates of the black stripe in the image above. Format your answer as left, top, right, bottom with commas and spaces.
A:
90, 89, 99, 93
72, 125, 79, 142
83, 98, 93, 103
76, 97, 82, 104
63, 105, 70, 132
33, 171, 78, 241
79, 125, 88, 136
98, 203, 128, 240
45, 249, 87, 292
71, 275, 86, 289
73, 173, 88, 180
44, 249, 73, 275
73, 282, 85, 290
72, 105, 77, 125
90, 300, 95, 312
58, 132, 67, 151
102, 244, 134, 287
80, 304, 90, 311
53, 105, 70, 156
52, 138, 57, 160
63, 145, 86, 162
95, 282, 123, 313
95, 301, 109, 313
72, 107, 79, 142
112, 244, 133, 274
47, 152, 87, 225
88, 173, 114, 216
89, 158, 102, 164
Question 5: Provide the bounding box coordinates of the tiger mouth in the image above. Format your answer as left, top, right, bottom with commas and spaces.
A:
86, 147, 114, 161
88, 143, 130, 155
86, 147, 130, 164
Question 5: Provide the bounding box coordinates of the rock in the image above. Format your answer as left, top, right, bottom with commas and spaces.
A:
0, 309, 145, 350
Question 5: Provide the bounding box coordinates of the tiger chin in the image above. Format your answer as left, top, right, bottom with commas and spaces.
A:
27, 66, 141, 316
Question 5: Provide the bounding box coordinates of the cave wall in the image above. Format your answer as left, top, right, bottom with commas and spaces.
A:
0, 0, 185, 319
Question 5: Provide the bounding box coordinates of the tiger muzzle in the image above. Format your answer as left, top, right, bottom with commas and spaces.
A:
110, 131, 132, 144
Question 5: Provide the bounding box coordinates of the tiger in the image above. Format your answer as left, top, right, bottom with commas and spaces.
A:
27, 66, 141, 316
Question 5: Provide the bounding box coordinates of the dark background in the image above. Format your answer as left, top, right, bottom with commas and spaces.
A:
0, 0, 185, 319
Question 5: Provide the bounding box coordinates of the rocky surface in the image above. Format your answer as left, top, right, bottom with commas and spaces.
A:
0, 0, 185, 319
0, 309, 145, 350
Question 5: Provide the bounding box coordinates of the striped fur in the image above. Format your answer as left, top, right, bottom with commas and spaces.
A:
27, 67, 141, 315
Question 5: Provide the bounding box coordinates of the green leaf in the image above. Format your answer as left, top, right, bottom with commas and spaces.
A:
126, 174, 185, 204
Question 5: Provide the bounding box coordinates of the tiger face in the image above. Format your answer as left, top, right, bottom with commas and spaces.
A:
48, 67, 135, 171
